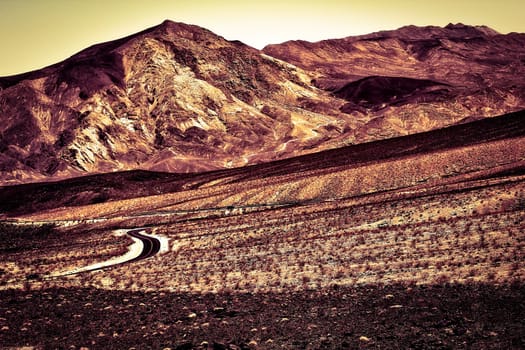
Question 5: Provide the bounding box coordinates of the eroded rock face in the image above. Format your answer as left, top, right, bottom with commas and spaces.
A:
1, 21, 524, 184
0, 21, 350, 183
264, 23, 525, 140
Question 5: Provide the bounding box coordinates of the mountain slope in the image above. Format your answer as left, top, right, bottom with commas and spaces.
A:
264, 23, 525, 140
1, 21, 524, 184
2, 108, 523, 218
0, 20, 351, 184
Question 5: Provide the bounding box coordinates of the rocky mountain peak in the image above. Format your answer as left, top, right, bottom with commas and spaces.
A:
444, 23, 500, 36
1, 22, 524, 185
0, 20, 347, 183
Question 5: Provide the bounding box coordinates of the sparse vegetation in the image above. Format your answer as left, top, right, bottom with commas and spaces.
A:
2, 173, 523, 294
0, 224, 130, 288
0, 112, 524, 348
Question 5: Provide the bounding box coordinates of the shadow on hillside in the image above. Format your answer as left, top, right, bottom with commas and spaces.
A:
1, 109, 524, 217
1, 283, 523, 349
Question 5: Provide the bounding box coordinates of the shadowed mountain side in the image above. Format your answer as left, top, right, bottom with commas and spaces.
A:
1, 109, 523, 218
332, 76, 452, 112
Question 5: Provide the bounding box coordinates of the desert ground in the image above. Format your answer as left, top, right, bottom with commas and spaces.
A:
1, 113, 524, 349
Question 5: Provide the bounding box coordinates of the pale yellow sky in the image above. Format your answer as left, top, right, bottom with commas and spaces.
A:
0, 0, 524, 76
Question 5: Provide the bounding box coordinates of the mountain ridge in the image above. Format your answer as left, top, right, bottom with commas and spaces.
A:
1, 21, 524, 185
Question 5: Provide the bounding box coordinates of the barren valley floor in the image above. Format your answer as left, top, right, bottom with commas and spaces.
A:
1, 170, 524, 349
1, 113, 524, 349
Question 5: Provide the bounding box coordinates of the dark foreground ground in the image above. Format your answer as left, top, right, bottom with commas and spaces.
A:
0, 283, 523, 349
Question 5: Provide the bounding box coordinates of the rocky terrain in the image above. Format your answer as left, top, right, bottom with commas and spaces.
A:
1, 21, 525, 184
0, 109, 524, 347
264, 23, 525, 139
0, 20, 348, 184
1, 21, 524, 349
1, 284, 523, 349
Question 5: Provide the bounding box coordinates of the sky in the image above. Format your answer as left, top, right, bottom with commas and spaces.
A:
0, 0, 524, 76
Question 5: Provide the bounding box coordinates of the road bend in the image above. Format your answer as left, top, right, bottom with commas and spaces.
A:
47, 228, 162, 277
127, 229, 161, 262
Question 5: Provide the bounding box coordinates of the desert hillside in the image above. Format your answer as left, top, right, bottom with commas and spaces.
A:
0, 21, 524, 349
0, 108, 523, 219
264, 23, 525, 140
1, 108, 523, 349
1, 21, 524, 184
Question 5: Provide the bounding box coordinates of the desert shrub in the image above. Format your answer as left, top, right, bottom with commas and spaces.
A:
0, 222, 58, 251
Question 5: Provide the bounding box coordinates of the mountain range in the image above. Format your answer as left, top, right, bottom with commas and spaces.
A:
1, 20, 524, 184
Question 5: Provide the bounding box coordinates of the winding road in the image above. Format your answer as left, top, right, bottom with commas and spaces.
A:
126, 229, 162, 262
48, 228, 164, 277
